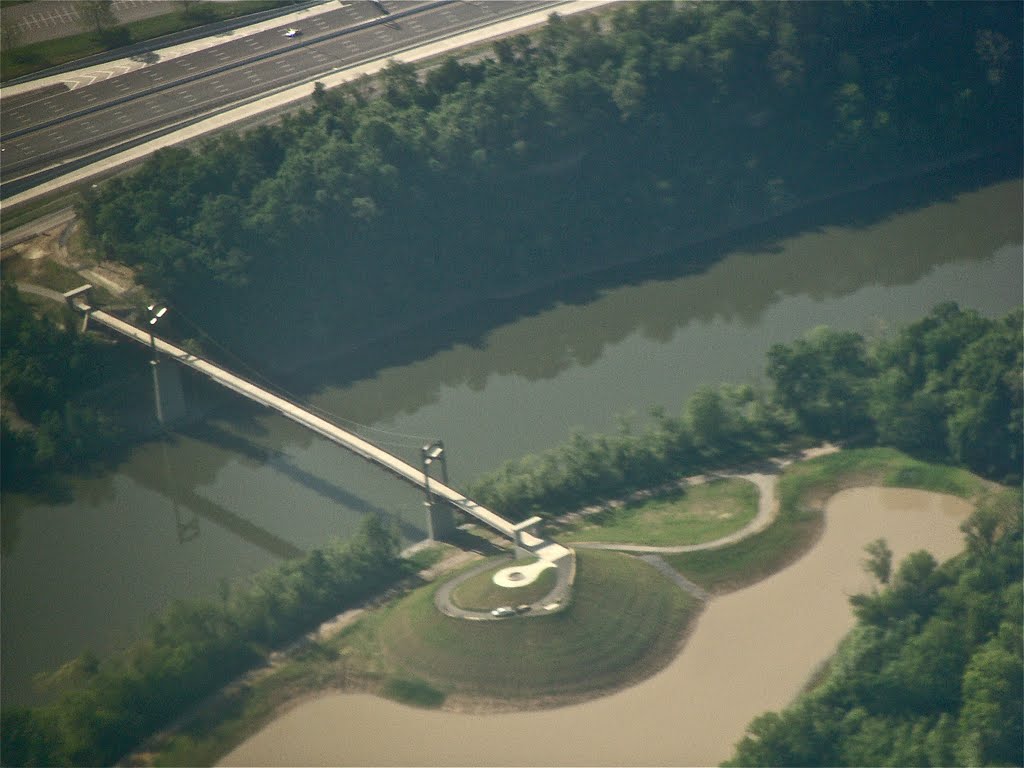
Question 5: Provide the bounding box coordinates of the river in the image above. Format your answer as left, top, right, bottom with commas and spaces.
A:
1, 173, 1021, 707
220, 487, 973, 766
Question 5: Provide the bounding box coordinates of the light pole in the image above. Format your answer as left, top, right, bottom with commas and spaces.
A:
421, 439, 448, 487
147, 304, 168, 363
148, 304, 169, 424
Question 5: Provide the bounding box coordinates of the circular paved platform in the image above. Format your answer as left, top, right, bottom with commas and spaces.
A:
492, 559, 555, 588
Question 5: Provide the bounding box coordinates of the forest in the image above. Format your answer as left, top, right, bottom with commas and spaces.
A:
0, 281, 127, 491
76, 1, 1022, 370
468, 303, 1022, 520
8, 0, 1021, 486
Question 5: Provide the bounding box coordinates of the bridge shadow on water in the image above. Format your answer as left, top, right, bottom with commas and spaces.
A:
171, 422, 427, 549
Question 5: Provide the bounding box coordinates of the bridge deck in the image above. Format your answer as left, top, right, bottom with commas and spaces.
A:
80, 305, 530, 539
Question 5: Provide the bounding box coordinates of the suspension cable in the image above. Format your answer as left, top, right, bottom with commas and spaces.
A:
167, 307, 436, 448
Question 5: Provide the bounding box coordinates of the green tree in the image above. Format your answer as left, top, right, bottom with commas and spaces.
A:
862, 538, 892, 585
77, 1, 117, 35
767, 326, 874, 440
956, 640, 1024, 765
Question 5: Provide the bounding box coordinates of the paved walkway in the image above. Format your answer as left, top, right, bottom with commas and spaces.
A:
637, 554, 710, 601
14, 281, 66, 303
434, 550, 576, 621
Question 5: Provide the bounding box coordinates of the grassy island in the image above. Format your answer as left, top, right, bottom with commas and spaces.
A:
370, 549, 698, 703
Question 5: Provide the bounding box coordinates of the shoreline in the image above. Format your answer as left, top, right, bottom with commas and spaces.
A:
217, 480, 980, 767
273, 145, 1018, 379
123, 447, 996, 766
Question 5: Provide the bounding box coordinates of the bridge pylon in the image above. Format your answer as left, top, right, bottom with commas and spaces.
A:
147, 305, 186, 425
422, 441, 456, 540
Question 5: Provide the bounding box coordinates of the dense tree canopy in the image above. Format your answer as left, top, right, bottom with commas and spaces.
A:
0, 281, 124, 490
78, 1, 1022, 368
767, 303, 1023, 483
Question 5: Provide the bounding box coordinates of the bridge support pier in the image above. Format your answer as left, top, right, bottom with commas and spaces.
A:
422, 440, 456, 541
424, 500, 457, 541
151, 360, 186, 426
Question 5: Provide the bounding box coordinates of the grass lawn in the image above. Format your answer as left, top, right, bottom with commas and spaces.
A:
558, 478, 758, 546
663, 448, 988, 594
151, 550, 698, 765
377, 549, 697, 700
450, 557, 559, 611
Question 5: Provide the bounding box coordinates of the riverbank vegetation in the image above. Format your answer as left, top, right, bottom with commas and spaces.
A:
469, 304, 1021, 520
0, 280, 128, 492
363, 549, 696, 702
75, 1, 1021, 370
0, 515, 409, 767
725, 488, 1022, 767
139, 549, 695, 766
118, 449, 1004, 767
1, 1, 1020, 761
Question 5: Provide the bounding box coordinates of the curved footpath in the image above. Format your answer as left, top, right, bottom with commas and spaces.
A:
569, 443, 838, 554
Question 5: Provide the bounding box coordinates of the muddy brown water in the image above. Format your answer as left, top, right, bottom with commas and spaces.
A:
221, 486, 973, 766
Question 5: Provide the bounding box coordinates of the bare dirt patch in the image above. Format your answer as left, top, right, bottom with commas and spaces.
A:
3, 215, 141, 298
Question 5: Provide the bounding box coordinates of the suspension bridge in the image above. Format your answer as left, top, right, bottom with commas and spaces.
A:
65, 286, 569, 562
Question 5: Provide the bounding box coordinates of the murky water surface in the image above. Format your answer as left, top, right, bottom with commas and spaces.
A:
221, 487, 973, 766
1, 176, 1020, 705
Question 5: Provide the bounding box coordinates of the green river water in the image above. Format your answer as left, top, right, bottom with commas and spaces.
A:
1, 173, 1021, 707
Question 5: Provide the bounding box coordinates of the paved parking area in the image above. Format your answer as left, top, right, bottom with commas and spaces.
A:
3, 1, 186, 47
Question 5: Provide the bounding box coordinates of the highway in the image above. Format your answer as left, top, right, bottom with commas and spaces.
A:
0, 0, 562, 199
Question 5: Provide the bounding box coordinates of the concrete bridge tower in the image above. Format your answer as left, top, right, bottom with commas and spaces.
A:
147, 305, 186, 426
422, 440, 456, 540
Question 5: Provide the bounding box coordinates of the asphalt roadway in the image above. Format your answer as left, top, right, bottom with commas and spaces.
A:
0, 0, 561, 199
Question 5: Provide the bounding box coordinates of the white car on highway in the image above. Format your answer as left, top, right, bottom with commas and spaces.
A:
284, 28, 301, 38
